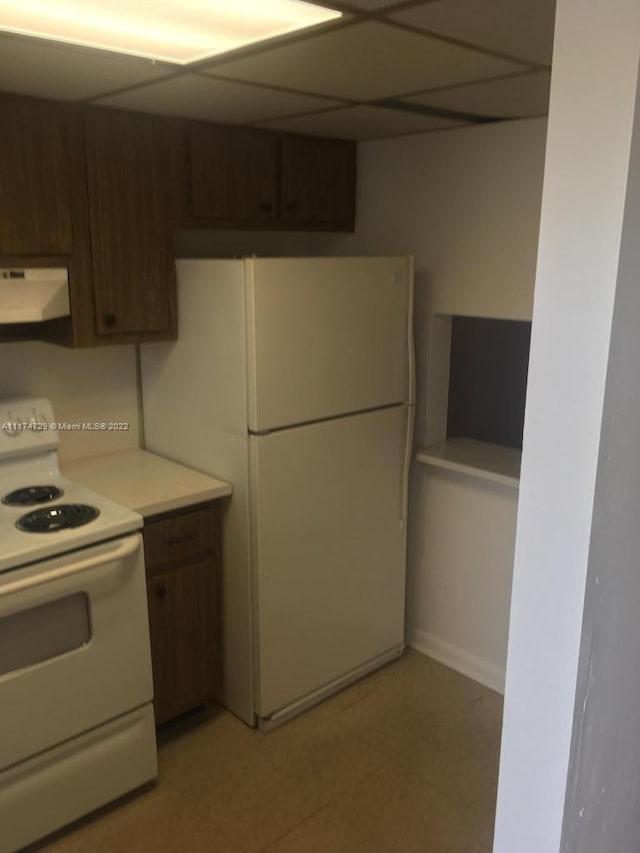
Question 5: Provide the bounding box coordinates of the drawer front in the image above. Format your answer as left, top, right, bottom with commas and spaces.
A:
143, 505, 215, 572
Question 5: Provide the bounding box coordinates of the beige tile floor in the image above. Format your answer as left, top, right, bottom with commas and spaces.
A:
33, 650, 502, 853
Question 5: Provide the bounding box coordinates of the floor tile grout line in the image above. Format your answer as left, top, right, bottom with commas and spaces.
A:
159, 714, 391, 853
254, 759, 394, 853
154, 772, 251, 853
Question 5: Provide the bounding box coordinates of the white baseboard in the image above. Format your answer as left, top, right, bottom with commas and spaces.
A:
406, 627, 505, 695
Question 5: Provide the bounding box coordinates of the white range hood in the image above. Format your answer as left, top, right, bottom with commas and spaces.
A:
0, 268, 70, 323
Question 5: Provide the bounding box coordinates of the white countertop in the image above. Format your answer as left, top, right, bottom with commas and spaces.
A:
63, 449, 232, 518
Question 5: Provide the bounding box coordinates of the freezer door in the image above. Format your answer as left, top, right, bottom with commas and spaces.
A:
141, 259, 249, 439
245, 257, 413, 432
249, 406, 408, 720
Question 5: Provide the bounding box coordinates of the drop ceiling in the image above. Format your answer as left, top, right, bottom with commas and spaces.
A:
0, 0, 556, 140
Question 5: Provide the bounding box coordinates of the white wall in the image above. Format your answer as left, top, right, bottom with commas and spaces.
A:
0, 341, 140, 461
560, 65, 640, 851
334, 118, 544, 321
407, 469, 518, 692
494, 1, 640, 850
328, 118, 547, 690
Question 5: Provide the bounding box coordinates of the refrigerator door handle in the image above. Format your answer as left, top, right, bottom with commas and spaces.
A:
401, 403, 416, 528
407, 257, 416, 407
400, 257, 416, 528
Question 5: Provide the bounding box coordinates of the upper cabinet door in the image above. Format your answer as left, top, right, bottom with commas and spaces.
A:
189, 122, 278, 222
0, 95, 74, 256
84, 109, 178, 338
280, 135, 356, 229
188, 123, 278, 223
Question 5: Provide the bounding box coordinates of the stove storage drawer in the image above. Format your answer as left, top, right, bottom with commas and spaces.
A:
142, 502, 221, 725
143, 503, 215, 574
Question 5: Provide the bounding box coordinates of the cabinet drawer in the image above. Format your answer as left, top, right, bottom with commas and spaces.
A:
144, 505, 215, 571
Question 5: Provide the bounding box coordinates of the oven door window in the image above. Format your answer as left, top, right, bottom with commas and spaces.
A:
0, 593, 90, 677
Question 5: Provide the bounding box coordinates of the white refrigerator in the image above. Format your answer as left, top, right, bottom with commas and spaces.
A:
140, 257, 415, 729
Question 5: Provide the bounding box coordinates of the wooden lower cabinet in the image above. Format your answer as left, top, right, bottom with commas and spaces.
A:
143, 503, 221, 725
146, 559, 217, 724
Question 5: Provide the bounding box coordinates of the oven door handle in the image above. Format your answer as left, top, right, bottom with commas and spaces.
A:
0, 535, 140, 599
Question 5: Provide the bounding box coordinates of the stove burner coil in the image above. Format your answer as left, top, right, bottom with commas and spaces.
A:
16, 504, 100, 533
2, 485, 64, 507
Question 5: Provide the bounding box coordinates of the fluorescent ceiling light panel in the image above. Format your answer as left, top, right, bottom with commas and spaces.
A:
0, 0, 342, 65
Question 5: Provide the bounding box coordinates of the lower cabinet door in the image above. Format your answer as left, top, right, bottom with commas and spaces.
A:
146, 559, 218, 725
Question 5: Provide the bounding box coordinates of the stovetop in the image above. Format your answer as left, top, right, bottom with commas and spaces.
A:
2, 484, 65, 507
0, 397, 142, 573
16, 503, 100, 533
0, 468, 142, 573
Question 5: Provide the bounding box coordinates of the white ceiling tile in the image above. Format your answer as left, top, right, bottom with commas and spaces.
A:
258, 104, 467, 140
403, 71, 551, 118
0, 33, 173, 101
93, 73, 340, 123
207, 21, 527, 102
393, 0, 556, 66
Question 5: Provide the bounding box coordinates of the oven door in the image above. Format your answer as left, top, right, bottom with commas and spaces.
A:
0, 533, 153, 771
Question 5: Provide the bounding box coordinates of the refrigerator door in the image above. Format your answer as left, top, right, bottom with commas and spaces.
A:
245, 256, 414, 432
249, 405, 408, 721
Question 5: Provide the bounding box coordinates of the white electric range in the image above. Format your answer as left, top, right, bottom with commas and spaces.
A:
0, 397, 157, 852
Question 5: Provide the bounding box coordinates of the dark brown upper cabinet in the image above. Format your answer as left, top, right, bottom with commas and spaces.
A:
187, 123, 356, 231
83, 108, 180, 341
0, 94, 74, 256
0, 93, 356, 348
280, 134, 356, 229
189, 123, 279, 223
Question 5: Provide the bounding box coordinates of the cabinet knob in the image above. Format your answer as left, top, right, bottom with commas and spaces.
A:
104, 313, 117, 328
154, 583, 167, 599
284, 201, 299, 215
259, 201, 274, 215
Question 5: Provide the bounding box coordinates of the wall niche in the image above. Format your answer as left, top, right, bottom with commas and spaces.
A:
447, 316, 531, 450
418, 314, 532, 487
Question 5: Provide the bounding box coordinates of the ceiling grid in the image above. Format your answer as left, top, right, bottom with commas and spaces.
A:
0, 0, 556, 140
